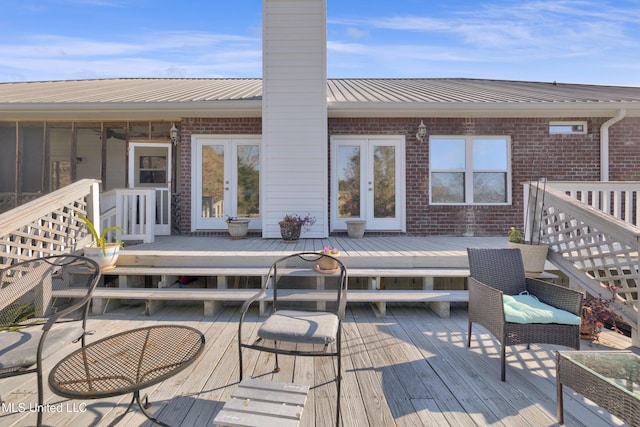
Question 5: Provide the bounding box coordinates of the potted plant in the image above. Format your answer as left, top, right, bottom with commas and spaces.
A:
76, 212, 125, 270
317, 246, 340, 271
581, 290, 624, 342
278, 213, 316, 242
508, 226, 549, 277
226, 216, 250, 240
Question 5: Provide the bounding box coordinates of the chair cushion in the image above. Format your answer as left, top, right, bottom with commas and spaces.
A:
0, 325, 84, 370
502, 294, 581, 325
258, 310, 340, 345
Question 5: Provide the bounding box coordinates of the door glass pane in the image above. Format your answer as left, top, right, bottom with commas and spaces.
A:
432, 172, 465, 203
237, 145, 260, 218
473, 172, 507, 203
473, 138, 507, 169
373, 145, 396, 218
337, 145, 361, 218
201, 145, 224, 218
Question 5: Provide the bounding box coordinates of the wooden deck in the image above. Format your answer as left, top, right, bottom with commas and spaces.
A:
0, 303, 634, 427
116, 235, 510, 268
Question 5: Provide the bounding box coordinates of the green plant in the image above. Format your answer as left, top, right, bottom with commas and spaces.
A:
508, 227, 523, 244
76, 211, 124, 255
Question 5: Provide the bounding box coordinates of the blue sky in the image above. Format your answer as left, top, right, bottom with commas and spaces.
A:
2, 0, 640, 86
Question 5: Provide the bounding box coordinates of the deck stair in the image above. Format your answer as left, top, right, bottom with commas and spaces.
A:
530, 181, 640, 346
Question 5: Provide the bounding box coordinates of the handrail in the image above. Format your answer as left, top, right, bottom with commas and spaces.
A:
0, 179, 100, 267
528, 181, 639, 345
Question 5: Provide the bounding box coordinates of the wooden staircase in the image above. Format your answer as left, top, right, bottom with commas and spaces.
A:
526, 181, 640, 346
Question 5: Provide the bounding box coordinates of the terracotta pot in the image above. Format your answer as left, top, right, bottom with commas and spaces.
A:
317, 256, 339, 271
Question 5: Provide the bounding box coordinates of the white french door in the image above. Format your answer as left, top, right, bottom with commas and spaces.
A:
128, 142, 172, 235
192, 136, 261, 231
331, 136, 405, 231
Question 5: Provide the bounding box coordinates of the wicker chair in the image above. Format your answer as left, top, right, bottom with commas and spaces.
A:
238, 252, 347, 427
466, 248, 583, 381
0, 255, 101, 426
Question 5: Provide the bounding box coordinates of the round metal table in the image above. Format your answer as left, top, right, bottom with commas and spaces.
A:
49, 325, 205, 426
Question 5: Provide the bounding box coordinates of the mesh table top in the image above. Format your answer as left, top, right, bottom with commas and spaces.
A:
49, 325, 205, 399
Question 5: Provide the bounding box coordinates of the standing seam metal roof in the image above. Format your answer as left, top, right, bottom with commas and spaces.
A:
0, 77, 638, 105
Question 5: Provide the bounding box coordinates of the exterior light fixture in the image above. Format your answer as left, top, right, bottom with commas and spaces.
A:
170, 123, 180, 145
416, 120, 427, 142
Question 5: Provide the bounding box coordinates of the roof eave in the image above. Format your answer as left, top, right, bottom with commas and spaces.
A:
327, 101, 640, 118
0, 100, 263, 121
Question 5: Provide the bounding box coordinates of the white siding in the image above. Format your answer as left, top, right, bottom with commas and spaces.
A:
262, 0, 328, 238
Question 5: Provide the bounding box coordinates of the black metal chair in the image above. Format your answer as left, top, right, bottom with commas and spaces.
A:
466, 248, 583, 381
0, 255, 101, 426
238, 252, 347, 426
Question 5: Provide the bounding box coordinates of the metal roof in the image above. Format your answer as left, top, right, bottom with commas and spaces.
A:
0, 77, 639, 119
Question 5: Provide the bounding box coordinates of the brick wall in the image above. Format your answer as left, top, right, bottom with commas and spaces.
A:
175, 117, 262, 234
175, 116, 638, 237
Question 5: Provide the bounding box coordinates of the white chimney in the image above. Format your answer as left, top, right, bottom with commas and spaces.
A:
262, 0, 328, 238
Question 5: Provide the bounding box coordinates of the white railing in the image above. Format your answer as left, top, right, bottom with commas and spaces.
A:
527, 181, 639, 346
0, 179, 100, 267
102, 189, 156, 243
546, 181, 640, 227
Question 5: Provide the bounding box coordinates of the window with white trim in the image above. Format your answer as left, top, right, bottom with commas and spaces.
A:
549, 121, 587, 134
429, 136, 511, 205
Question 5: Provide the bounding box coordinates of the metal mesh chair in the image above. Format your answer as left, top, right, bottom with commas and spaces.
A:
238, 252, 347, 426
0, 255, 101, 426
466, 248, 583, 381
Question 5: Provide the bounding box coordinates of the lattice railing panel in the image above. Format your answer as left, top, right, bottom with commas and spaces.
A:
531, 182, 639, 330
0, 180, 99, 268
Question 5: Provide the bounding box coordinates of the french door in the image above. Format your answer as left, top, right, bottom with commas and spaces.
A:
192, 136, 261, 230
331, 136, 405, 231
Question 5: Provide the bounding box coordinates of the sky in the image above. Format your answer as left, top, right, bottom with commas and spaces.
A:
1, 0, 640, 86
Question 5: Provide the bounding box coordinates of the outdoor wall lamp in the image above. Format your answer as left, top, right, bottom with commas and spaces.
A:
416, 120, 427, 142
170, 123, 180, 145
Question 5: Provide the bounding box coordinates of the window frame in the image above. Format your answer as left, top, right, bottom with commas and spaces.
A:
549, 121, 588, 135
429, 135, 512, 206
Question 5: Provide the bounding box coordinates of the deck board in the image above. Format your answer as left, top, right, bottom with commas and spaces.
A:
0, 303, 634, 427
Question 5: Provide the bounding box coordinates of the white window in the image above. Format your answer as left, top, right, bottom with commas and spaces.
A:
549, 121, 587, 134
429, 136, 511, 205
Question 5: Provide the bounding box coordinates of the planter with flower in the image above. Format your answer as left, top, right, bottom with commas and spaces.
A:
76, 211, 125, 270
226, 216, 250, 240
581, 285, 625, 342
279, 213, 316, 242
317, 246, 340, 271
508, 226, 549, 277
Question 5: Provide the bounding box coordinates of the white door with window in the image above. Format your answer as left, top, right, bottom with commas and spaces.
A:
128, 142, 172, 235
192, 136, 261, 231
331, 136, 405, 231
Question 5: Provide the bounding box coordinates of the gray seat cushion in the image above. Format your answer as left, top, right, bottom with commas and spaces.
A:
258, 310, 339, 345
0, 325, 84, 370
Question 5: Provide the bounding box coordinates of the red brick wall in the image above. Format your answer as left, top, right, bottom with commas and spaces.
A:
175, 117, 262, 234
175, 116, 638, 237
609, 117, 640, 180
